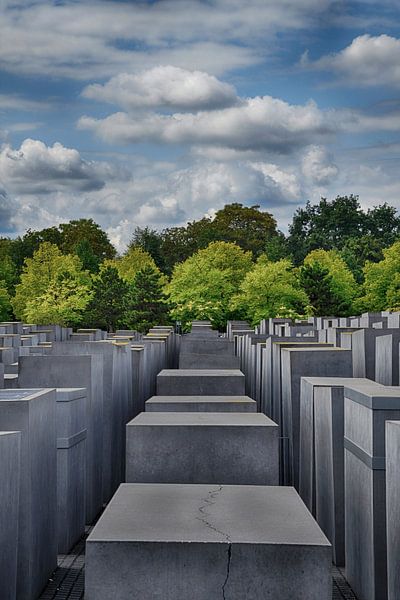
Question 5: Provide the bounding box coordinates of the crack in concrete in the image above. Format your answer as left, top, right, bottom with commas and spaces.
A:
196, 486, 232, 600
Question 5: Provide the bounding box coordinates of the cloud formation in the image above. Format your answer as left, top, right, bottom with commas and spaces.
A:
79, 96, 334, 153
83, 66, 239, 112
0, 139, 126, 194
301, 145, 339, 185
303, 34, 400, 87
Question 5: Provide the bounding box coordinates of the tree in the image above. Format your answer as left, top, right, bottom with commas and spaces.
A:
107, 246, 161, 283
299, 262, 349, 316
0, 281, 13, 321
83, 265, 129, 332
340, 235, 385, 283
24, 270, 92, 327
59, 218, 116, 261
167, 241, 253, 329
75, 239, 100, 273
0, 238, 18, 293
230, 256, 309, 325
12, 242, 90, 321
357, 241, 400, 311
303, 249, 358, 315
129, 226, 165, 271
9, 227, 63, 272
122, 266, 170, 332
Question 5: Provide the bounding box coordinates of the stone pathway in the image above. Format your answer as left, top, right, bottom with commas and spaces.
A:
39, 528, 358, 600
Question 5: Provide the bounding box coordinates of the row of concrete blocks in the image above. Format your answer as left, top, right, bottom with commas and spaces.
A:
85, 363, 333, 599
297, 377, 400, 600
0, 325, 179, 600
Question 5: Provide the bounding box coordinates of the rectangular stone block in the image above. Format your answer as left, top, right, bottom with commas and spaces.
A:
126, 412, 279, 485
86, 484, 331, 600
375, 333, 400, 385
0, 389, 57, 600
56, 388, 87, 553
180, 337, 234, 356
344, 382, 400, 600
386, 420, 400, 600
157, 369, 245, 396
145, 395, 257, 412
179, 353, 240, 369
0, 430, 21, 600
18, 354, 103, 523
352, 328, 400, 380
281, 347, 352, 487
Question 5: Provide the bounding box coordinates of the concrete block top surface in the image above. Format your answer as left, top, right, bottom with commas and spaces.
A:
0, 388, 54, 401
88, 483, 330, 546
344, 381, 400, 409
128, 412, 277, 427
146, 395, 255, 404
157, 369, 244, 377
55, 388, 86, 401
301, 377, 371, 388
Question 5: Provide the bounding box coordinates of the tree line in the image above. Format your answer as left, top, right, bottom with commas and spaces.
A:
1, 197, 400, 330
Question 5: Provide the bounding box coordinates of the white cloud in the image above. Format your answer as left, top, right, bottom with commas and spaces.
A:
82, 66, 239, 112
78, 96, 334, 153
0, 0, 334, 79
301, 145, 338, 185
0, 94, 51, 111
303, 34, 400, 87
0, 139, 127, 194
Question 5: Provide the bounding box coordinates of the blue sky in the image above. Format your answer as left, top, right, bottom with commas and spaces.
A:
1, 0, 400, 250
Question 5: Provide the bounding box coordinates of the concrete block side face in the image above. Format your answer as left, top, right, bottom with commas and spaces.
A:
156, 373, 245, 396
386, 421, 400, 600
126, 425, 279, 486
298, 379, 314, 512
0, 431, 21, 600
145, 400, 257, 412
86, 541, 331, 600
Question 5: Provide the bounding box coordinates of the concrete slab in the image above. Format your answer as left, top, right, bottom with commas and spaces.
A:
126, 412, 279, 485
85, 483, 331, 600
179, 353, 240, 369
145, 395, 257, 412
157, 369, 245, 396
386, 420, 400, 600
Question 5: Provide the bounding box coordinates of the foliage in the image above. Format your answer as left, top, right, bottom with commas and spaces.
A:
340, 235, 385, 283
129, 226, 165, 271
0, 238, 18, 293
357, 241, 400, 311
0, 280, 13, 321
122, 266, 170, 333
108, 246, 161, 283
12, 242, 90, 321
24, 270, 92, 327
167, 241, 253, 329
303, 249, 358, 315
287, 196, 400, 265
75, 239, 100, 273
230, 256, 309, 325
58, 218, 116, 260
299, 262, 349, 316
83, 265, 129, 332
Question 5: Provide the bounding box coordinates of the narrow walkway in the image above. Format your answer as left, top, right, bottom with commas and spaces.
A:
39, 530, 358, 600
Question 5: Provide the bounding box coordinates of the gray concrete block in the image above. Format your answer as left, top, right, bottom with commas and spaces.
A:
157, 369, 245, 396
18, 354, 103, 523
386, 420, 400, 600
0, 431, 21, 600
281, 347, 352, 487
344, 382, 400, 600
180, 337, 234, 356
179, 353, 240, 369
145, 395, 257, 412
0, 389, 57, 600
55, 388, 87, 553
375, 333, 400, 385
86, 483, 331, 600
126, 412, 279, 485
352, 328, 400, 380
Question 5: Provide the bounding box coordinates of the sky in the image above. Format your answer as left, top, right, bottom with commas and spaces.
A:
1, 0, 400, 251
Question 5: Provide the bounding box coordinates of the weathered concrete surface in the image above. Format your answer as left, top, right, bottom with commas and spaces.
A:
351, 328, 400, 380
157, 369, 245, 396
375, 333, 400, 385
179, 353, 240, 369
386, 420, 400, 600
0, 388, 57, 600
0, 430, 21, 600
126, 412, 279, 485
145, 395, 257, 412
85, 484, 331, 600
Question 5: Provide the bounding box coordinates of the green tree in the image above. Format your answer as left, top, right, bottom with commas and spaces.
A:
129, 226, 165, 272
230, 256, 309, 325
167, 241, 253, 329
10, 226, 63, 273
75, 239, 100, 273
0, 280, 13, 321
122, 266, 170, 333
299, 262, 349, 316
24, 270, 92, 327
83, 265, 129, 332
340, 235, 385, 283
357, 241, 400, 311
0, 238, 18, 293
107, 246, 162, 283
303, 249, 358, 315
12, 242, 90, 321
59, 218, 116, 261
